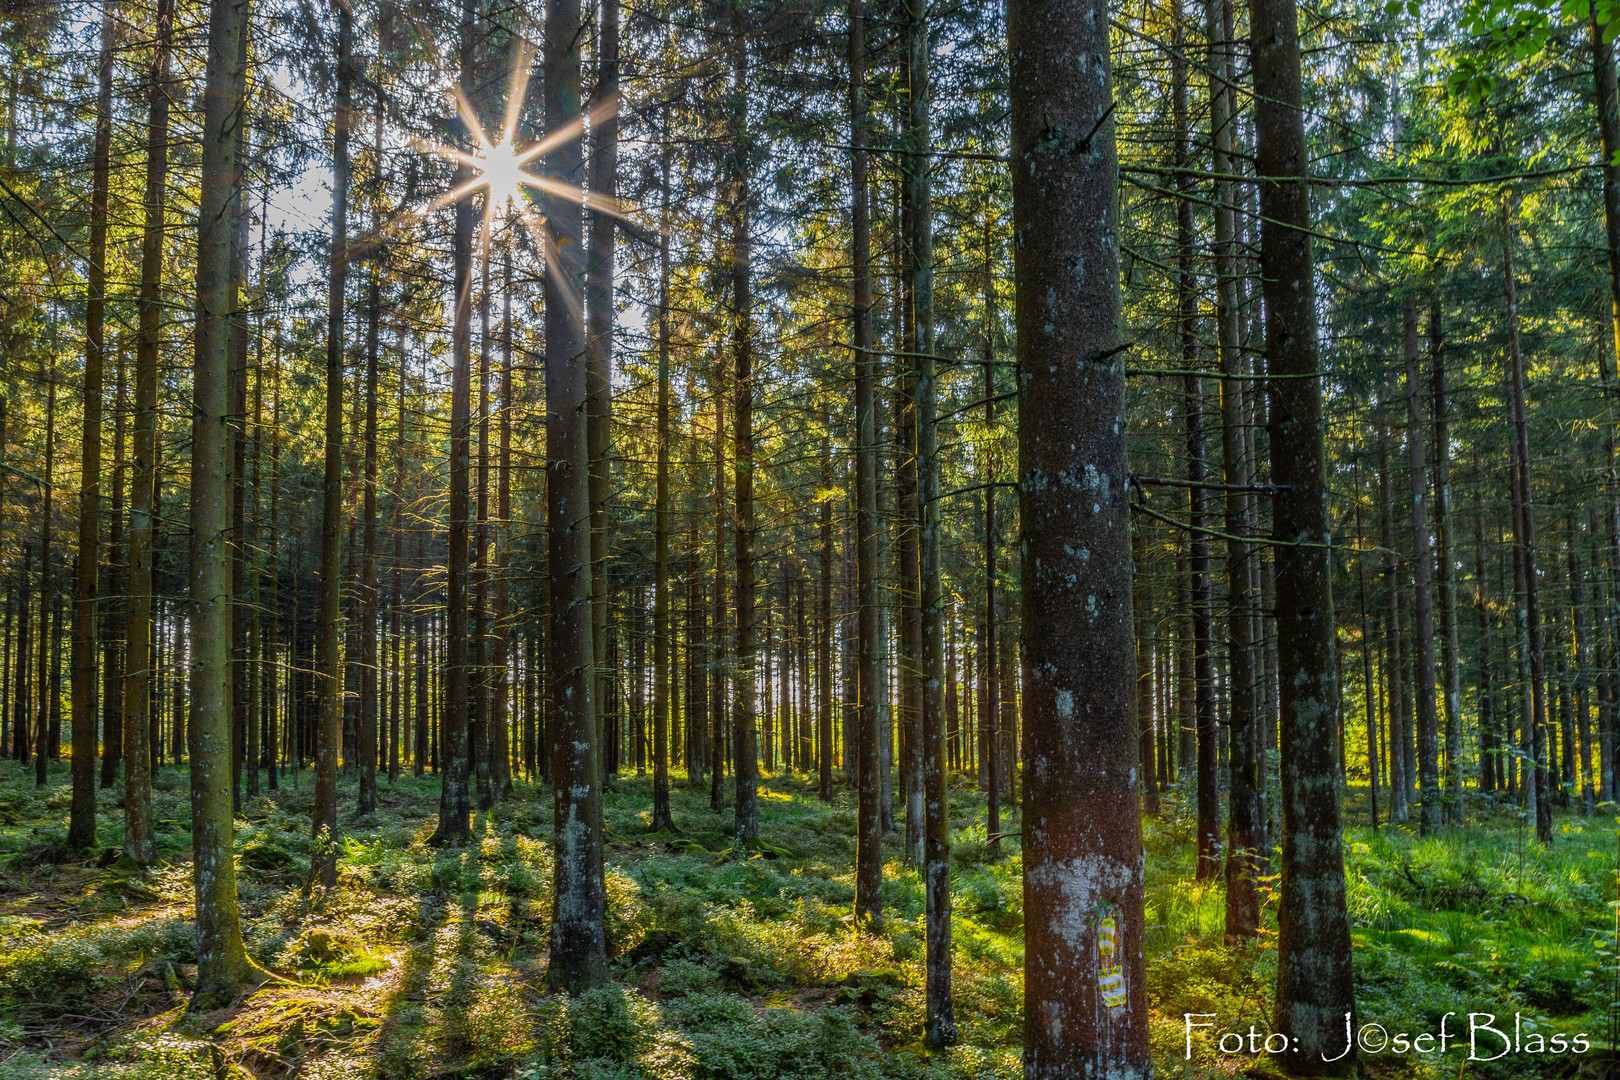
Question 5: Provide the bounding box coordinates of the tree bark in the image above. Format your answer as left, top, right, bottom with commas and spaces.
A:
908, 0, 951, 1046
1212, 0, 1259, 935
710, 356, 728, 814
35, 364, 54, 783
69, 0, 116, 849
474, 241, 492, 809
546, 0, 606, 992
431, 0, 475, 848
850, 0, 882, 926
586, 0, 620, 789
1571, 528, 1593, 812
1429, 300, 1462, 820
1404, 296, 1440, 833
189, 0, 254, 1004
1009, 0, 1149, 1074
819, 401, 834, 802
313, 0, 353, 878
103, 352, 126, 792
1476, 493, 1498, 798
493, 255, 512, 799
729, 4, 758, 845
1251, 0, 1358, 1058
1134, 523, 1158, 817
1171, 16, 1219, 882
651, 135, 675, 833
1376, 390, 1408, 823
358, 154, 381, 816
1501, 198, 1553, 846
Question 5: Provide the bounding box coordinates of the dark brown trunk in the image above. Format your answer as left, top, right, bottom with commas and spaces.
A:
1376, 391, 1408, 822
358, 156, 381, 816
69, 0, 116, 847
851, 0, 882, 925
651, 138, 675, 832
1009, 0, 1148, 1073
314, 0, 353, 878
493, 255, 512, 798
35, 369, 53, 785
1501, 199, 1553, 845
189, 0, 253, 1002
1404, 296, 1440, 833
1429, 301, 1462, 819
1476, 494, 1497, 797
545, 0, 606, 992
1174, 25, 1218, 882
1251, 0, 1358, 1057
431, 0, 474, 848
1134, 524, 1159, 817
103, 354, 126, 791
908, 0, 950, 1043
729, 3, 757, 844
819, 402, 834, 801
586, 0, 620, 788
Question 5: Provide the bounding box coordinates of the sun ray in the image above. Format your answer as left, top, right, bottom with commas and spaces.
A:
520, 211, 587, 331
500, 41, 537, 149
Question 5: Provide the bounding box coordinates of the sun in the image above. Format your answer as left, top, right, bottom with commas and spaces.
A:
474, 136, 534, 210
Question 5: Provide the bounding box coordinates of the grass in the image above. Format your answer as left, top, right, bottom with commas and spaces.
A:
0, 762, 1616, 1078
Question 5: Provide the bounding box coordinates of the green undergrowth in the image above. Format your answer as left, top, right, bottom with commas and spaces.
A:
1, 763, 1617, 1078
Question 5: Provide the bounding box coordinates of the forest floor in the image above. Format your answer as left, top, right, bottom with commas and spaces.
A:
0, 763, 1614, 1079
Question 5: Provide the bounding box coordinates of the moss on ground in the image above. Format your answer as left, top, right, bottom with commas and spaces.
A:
0, 762, 1615, 1078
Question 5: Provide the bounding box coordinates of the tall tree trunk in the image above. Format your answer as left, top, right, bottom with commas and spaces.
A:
268, 345, 282, 789
474, 243, 492, 809
389, 330, 402, 786
1376, 390, 1408, 822
35, 367, 54, 784
228, 101, 251, 811
1212, 0, 1259, 938
1429, 300, 1462, 820
710, 358, 728, 814
982, 336, 1001, 855
1251, 0, 1358, 1059
907, 0, 951, 1045
1476, 494, 1497, 798
730, 5, 758, 845
687, 347, 708, 790
651, 137, 675, 833
587, 0, 620, 788
314, 0, 353, 879
1501, 199, 1553, 846
545, 0, 606, 992
1404, 296, 1440, 833
358, 160, 381, 816
1571, 527, 1593, 812
819, 401, 834, 801
850, 0, 882, 925
493, 255, 512, 798
14, 542, 30, 765
1355, 493, 1379, 829
1593, 7, 1620, 413
246, 310, 263, 799
431, 0, 475, 848
69, 0, 116, 848
1009, 0, 1148, 1074
190, 0, 254, 1003
1134, 523, 1158, 817
103, 355, 126, 791
1173, 19, 1217, 882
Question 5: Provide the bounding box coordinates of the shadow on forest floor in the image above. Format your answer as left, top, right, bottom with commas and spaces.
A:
0, 763, 1615, 1078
